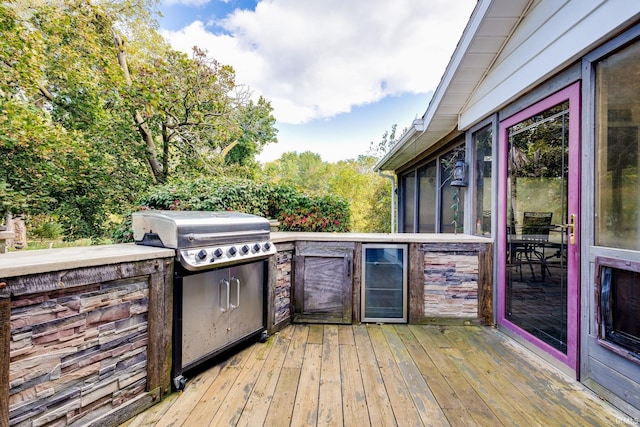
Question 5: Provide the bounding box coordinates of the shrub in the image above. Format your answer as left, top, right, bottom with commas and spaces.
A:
28, 215, 64, 241
113, 178, 351, 241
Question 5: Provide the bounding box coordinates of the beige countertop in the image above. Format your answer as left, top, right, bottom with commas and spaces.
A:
0, 233, 492, 279
0, 244, 176, 278
271, 232, 492, 244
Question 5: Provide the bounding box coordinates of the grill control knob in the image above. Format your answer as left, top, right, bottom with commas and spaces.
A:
213, 248, 223, 258
253, 243, 261, 252
241, 244, 250, 254
263, 242, 272, 251
196, 249, 207, 261
228, 246, 237, 256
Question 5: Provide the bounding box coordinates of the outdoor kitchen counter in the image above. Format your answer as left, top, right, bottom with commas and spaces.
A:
269, 232, 494, 327
270, 231, 492, 244
0, 234, 491, 279
0, 243, 175, 278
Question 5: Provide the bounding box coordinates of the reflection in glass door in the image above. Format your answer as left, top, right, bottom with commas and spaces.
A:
498, 83, 580, 372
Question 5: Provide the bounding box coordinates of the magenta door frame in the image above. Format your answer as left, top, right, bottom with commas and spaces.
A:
497, 81, 581, 374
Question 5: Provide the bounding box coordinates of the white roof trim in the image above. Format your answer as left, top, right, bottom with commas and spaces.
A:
375, 0, 532, 171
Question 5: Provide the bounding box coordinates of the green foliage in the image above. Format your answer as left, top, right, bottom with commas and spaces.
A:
368, 123, 407, 159
264, 152, 392, 232
125, 45, 277, 183
279, 194, 349, 232
226, 97, 278, 167
263, 151, 329, 192
30, 219, 64, 241
0, 0, 277, 242
113, 177, 351, 241
368, 176, 393, 233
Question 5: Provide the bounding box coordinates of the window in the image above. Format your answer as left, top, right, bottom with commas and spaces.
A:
595, 38, 640, 250
472, 125, 493, 236
398, 143, 465, 233
440, 156, 463, 233
418, 162, 437, 232
401, 173, 416, 233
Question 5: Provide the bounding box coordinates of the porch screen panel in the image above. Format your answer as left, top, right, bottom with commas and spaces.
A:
402, 173, 416, 233
440, 154, 464, 233
595, 39, 640, 250
418, 161, 437, 232
474, 125, 493, 236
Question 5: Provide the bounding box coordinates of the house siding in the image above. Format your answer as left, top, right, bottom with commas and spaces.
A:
460, 0, 640, 130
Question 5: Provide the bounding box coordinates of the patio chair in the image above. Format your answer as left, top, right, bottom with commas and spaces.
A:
513, 212, 553, 281
482, 210, 491, 235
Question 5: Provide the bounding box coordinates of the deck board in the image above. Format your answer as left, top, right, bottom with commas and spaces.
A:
262, 367, 300, 426
353, 324, 398, 426
236, 327, 293, 427
428, 327, 539, 426
122, 324, 632, 427
290, 343, 322, 426
339, 335, 369, 425
318, 325, 343, 426
444, 326, 565, 426
368, 325, 430, 426
179, 345, 256, 427
382, 325, 449, 425
208, 337, 273, 426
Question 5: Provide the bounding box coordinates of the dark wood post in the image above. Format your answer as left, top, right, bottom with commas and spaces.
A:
408, 243, 424, 324
478, 244, 494, 325
1, 295, 10, 427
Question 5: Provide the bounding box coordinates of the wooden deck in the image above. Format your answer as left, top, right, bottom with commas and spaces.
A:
122, 324, 631, 427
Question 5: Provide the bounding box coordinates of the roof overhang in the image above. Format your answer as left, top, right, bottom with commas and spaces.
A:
375, 0, 533, 172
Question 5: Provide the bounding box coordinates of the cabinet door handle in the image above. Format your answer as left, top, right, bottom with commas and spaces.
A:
230, 277, 240, 309
219, 279, 229, 312
346, 258, 351, 278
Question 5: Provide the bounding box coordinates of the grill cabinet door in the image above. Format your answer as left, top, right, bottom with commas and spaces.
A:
228, 263, 265, 341
181, 268, 229, 368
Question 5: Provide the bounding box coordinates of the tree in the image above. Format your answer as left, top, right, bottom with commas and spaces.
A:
264, 151, 329, 192
0, 1, 155, 237
118, 41, 277, 183
327, 156, 391, 232
368, 123, 406, 159
1, 0, 278, 239
263, 152, 392, 232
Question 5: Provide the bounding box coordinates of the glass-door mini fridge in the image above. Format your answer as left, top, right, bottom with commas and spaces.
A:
361, 244, 407, 322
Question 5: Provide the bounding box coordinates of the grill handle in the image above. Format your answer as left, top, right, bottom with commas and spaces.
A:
219, 279, 230, 312
187, 230, 265, 242
230, 277, 240, 309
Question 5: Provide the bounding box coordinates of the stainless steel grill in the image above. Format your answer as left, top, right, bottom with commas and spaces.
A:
132, 210, 276, 390
132, 210, 276, 270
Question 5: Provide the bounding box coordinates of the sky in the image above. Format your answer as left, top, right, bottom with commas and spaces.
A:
158, 0, 478, 163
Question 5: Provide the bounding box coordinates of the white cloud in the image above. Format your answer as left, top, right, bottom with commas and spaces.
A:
161, 0, 476, 125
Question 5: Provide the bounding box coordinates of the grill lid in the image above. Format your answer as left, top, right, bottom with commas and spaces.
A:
132, 210, 270, 249
132, 210, 275, 271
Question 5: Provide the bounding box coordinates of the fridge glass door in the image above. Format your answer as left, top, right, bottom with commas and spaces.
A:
362, 244, 407, 323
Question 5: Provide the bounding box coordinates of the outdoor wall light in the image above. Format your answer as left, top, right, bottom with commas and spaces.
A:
451, 160, 468, 187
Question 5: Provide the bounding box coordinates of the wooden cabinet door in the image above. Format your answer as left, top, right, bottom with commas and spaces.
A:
293, 242, 354, 324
